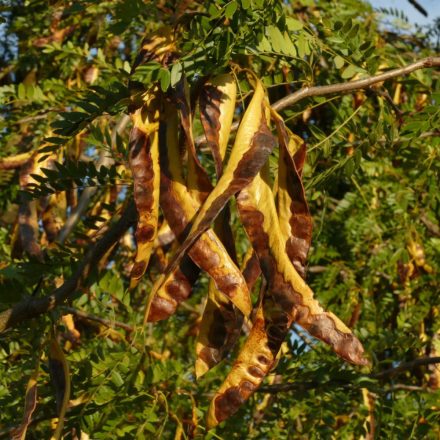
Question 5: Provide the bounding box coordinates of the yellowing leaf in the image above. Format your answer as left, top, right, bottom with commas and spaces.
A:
334, 55, 345, 69
341, 64, 357, 79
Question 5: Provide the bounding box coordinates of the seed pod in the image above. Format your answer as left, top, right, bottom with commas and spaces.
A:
11, 356, 40, 440
174, 75, 212, 203
48, 330, 70, 440
207, 299, 284, 428
18, 152, 49, 261
195, 282, 243, 378
147, 254, 199, 322
236, 163, 368, 366
200, 73, 237, 176
42, 191, 67, 243
158, 100, 252, 317
273, 113, 312, 278
163, 79, 276, 279
128, 88, 160, 288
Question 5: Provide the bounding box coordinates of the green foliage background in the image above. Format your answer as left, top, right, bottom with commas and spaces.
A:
0, 0, 439, 438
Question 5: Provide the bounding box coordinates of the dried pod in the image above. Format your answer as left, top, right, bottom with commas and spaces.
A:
128, 88, 161, 288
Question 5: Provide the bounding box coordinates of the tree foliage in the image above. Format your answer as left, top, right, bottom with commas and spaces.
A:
0, 0, 439, 438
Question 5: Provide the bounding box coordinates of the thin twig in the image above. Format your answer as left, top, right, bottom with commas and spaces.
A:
62, 306, 134, 332
407, 0, 428, 17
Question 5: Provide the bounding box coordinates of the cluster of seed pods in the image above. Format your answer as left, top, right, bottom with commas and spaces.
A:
128, 29, 368, 428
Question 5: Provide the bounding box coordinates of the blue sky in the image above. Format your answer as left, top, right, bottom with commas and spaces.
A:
368, 0, 440, 26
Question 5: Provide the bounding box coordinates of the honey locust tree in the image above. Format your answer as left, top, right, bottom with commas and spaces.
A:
0, 0, 439, 438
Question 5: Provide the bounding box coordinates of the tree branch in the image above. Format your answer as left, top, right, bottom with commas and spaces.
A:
62, 306, 134, 332
373, 356, 440, 379
271, 57, 440, 112
57, 115, 130, 244
0, 201, 136, 334
258, 357, 440, 394
407, 0, 428, 17
196, 57, 440, 146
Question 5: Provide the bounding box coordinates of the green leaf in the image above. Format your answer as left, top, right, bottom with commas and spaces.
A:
266, 25, 286, 53
286, 17, 303, 31
170, 62, 183, 88
159, 68, 170, 92
341, 64, 357, 79
18, 83, 26, 100
334, 55, 345, 69
225, 1, 238, 19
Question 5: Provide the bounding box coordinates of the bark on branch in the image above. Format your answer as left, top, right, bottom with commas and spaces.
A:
271, 57, 440, 112
0, 201, 136, 334
195, 56, 440, 146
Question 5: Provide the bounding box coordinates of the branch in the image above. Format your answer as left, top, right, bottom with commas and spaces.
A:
62, 306, 134, 332
373, 356, 440, 379
196, 57, 440, 146
57, 115, 130, 244
271, 57, 440, 112
0, 201, 136, 334
258, 357, 440, 394
407, 0, 428, 17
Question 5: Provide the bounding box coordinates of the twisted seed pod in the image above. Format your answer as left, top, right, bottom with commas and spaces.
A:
48, 330, 70, 440
42, 192, 67, 243
207, 161, 367, 427
195, 282, 243, 378
207, 299, 283, 428
237, 162, 368, 366
156, 100, 252, 318
18, 152, 53, 261
162, 79, 276, 281
174, 76, 212, 203
273, 113, 312, 278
